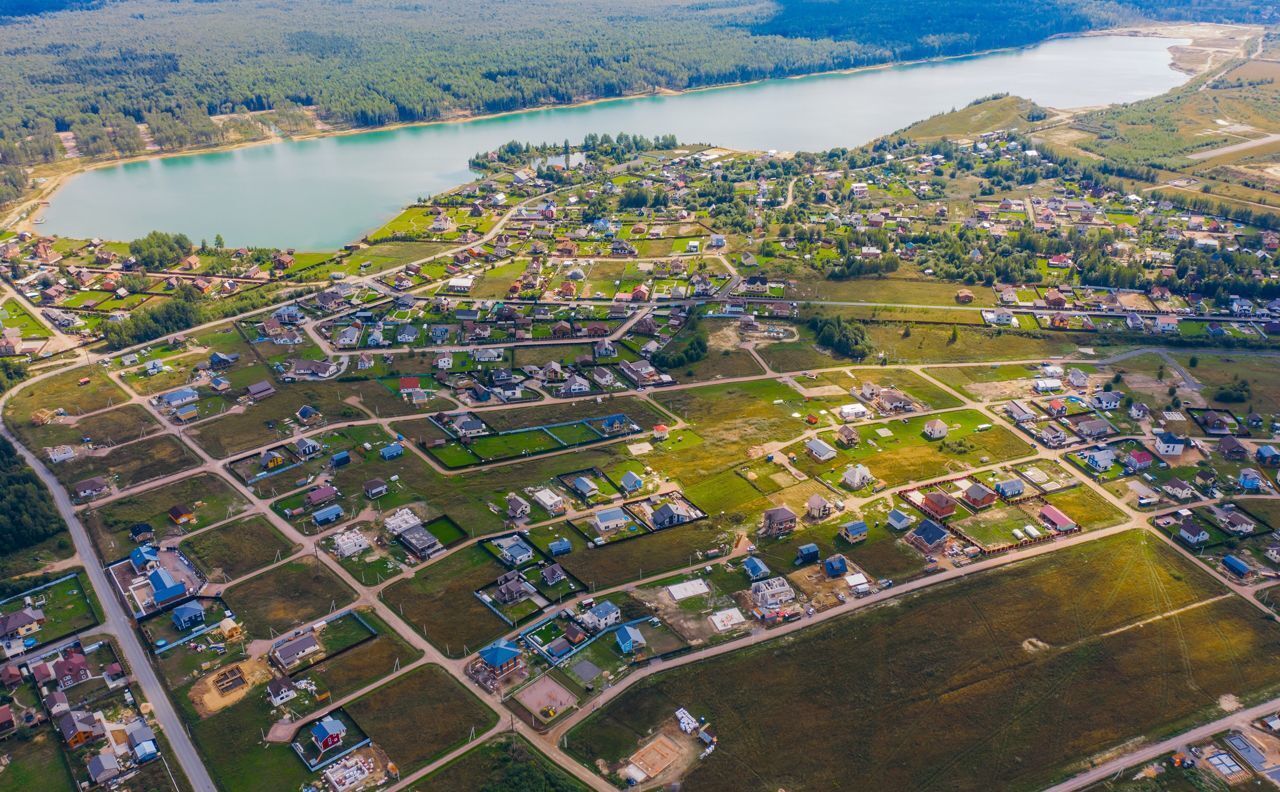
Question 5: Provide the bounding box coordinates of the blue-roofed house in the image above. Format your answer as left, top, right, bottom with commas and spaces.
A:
160, 387, 199, 408
126, 719, 158, 763
805, 438, 837, 462
312, 504, 344, 526
592, 507, 630, 535
1257, 445, 1280, 467
129, 545, 159, 573
824, 554, 848, 577
492, 535, 534, 566
311, 716, 346, 754
477, 639, 523, 677
994, 479, 1024, 498
619, 471, 644, 494
1223, 554, 1252, 578
209, 352, 240, 370
601, 414, 631, 435
1240, 468, 1265, 491
886, 509, 914, 531
839, 521, 869, 544
581, 601, 621, 631
148, 568, 186, 606
572, 476, 599, 498
548, 538, 573, 556
616, 625, 646, 655
743, 557, 770, 581
910, 519, 948, 552
331, 451, 351, 468
795, 543, 820, 565
294, 437, 322, 457
171, 601, 205, 631
380, 443, 404, 460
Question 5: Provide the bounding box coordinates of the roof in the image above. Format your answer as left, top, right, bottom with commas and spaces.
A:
588, 601, 620, 619
842, 520, 868, 535
311, 715, 345, 741
478, 639, 521, 667
912, 519, 947, 545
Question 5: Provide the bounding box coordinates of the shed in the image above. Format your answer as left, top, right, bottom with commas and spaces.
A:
548, 538, 573, 556
312, 504, 345, 526
380, 443, 404, 460
1223, 554, 1251, 578
795, 543, 820, 565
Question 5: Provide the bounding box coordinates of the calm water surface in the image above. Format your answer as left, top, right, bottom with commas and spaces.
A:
41, 35, 1190, 249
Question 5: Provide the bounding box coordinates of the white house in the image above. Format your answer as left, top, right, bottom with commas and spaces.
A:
841, 464, 873, 490
923, 419, 948, 440
1091, 392, 1122, 411
1154, 432, 1185, 456
532, 488, 565, 515
751, 577, 796, 610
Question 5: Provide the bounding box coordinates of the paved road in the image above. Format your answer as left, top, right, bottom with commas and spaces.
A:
0, 407, 217, 792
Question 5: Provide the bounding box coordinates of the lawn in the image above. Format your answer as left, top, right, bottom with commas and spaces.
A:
298, 611, 422, 700
345, 664, 497, 773
862, 324, 1080, 364
1041, 485, 1128, 531
566, 531, 1280, 791
221, 557, 355, 635
379, 546, 510, 657
187, 381, 369, 458
0, 573, 98, 647
10, 403, 160, 452
0, 729, 75, 792
179, 515, 299, 583
417, 734, 589, 792
4, 366, 127, 422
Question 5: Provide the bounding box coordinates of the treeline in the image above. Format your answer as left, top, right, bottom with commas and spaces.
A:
4, 0, 1269, 164
0, 435, 64, 557
808, 315, 873, 360
653, 316, 709, 369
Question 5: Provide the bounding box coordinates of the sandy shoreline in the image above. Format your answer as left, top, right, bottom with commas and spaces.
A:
9, 23, 1246, 236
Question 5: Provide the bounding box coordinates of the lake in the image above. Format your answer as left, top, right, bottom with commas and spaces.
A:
40, 35, 1189, 250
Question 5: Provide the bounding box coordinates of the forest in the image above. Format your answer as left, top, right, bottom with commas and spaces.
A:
0, 0, 1273, 173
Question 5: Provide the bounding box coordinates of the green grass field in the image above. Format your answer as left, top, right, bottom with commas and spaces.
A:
222, 558, 355, 635
53, 434, 201, 491
83, 472, 250, 558
0, 729, 75, 792
416, 734, 589, 792
345, 664, 497, 773
566, 531, 1280, 791
180, 515, 298, 582
379, 545, 510, 657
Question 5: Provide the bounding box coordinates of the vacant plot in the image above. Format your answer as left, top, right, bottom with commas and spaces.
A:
864, 324, 1080, 364
84, 472, 250, 558
187, 381, 368, 458
567, 531, 1280, 791
0, 729, 75, 792
380, 546, 509, 657
418, 734, 590, 792
1041, 485, 1128, 531
299, 611, 422, 700
11, 403, 160, 453
221, 558, 354, 635
556, 516, 736, 591
4, 367, 127, 423
53, 434, 201, 491
346, 664, 497, 773
180, 516, 298, 582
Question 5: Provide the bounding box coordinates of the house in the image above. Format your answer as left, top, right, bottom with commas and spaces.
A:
1091, 392, 1122, 411
493, 535, 534, 566
0, 607, 44, 641
619, 471, 644, 494
399, 524, 443, 559
548, 537, 572, 556
750, 577, 796, 610
909, 520, 948, 552
743, 557, 770, 581
148, 568, 186, 605
87, 753, 121, 785
1163, 478, 1195, 500
1076, 419, 1112, 440
57, 710, 102, 748
962, 482, 997, 509
806, 494, 832, 520
1066, 368, 1089, 388
1082, 447, 1116, 472
312, 504, 344, 526
73, 476, 110, 500
580, 601, 621, 631
1034, 378, 1062, 394
839, 520, 869, 544
1125, 450, 1154, 471
1154, 432, 1186, 456
1006, 401, 1037, 424
616, 625, 646, 655
541, 563, 566, 586
478, 639, 523, 677
805, 438, 837, 462
506, 493, 531, 519
1201, 411, 1236, 435
1240, 468, 1265, 491
841, 464, 873, 490
836, 425, 861, 447
532, 488, 565, 515
51, 652, 90, 689
592, 507, 630, 534
45, 445, 76, 464
994, 478, 1024, 498
311, 716, 347, 754
761, 506, 798, 537
364, 478, 388, 499
246, 380, 276, 400
333, 529, 370, 558
923, 419, 948, 440
274, 634, 321, 669
652, 501, 693, 529
1218, 435, 1249, 460
838, 403, 870, 422
1177, 517, 1210, 547
919, 492, 957, 520
305, 485, 338, 508
379, 442, 404, 460
1129, 402, 1150, 420
171, 601, 205, 631
1258, 446, 1280, 467
886, 509, 914, 531
1039, 505, 1076, 532
572, 476, 599, 499
267, 677, 298, 707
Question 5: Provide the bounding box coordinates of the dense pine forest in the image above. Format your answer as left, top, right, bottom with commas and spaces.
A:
0, 0, 1274, 171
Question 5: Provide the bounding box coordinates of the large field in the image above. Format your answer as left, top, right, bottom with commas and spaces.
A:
566, 531, 1280, 791
345, 664, 497, 774
221, 557, 355, 634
